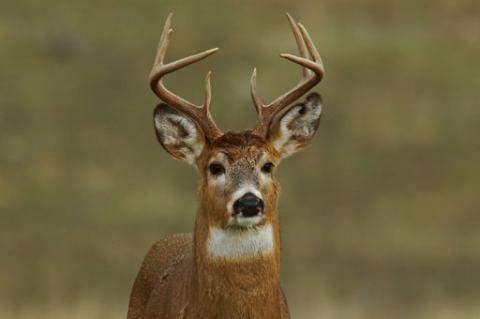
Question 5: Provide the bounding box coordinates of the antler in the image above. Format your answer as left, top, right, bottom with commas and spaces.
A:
251, 13, 325, 136
149, 13, 222, 141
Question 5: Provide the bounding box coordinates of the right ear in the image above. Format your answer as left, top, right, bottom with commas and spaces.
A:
153, 103, 207, 165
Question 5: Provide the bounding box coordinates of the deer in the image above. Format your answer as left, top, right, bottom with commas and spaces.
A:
127, 12, 324, 319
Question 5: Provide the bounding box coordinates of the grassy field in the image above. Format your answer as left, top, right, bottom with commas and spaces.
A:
1, 0, 480, 318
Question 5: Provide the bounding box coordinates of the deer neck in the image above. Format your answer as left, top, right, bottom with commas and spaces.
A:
189, 203, 282, 318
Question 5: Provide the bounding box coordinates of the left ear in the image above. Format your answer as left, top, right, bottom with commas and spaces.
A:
268, 93, 322, 159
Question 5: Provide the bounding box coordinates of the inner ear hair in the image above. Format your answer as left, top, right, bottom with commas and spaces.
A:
153, 103, 207, 164
272, 93, 322, 126
305, 92, 322, 107
267, 92, 322, 158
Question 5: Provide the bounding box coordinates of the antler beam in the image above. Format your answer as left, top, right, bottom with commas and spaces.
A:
149, 13, 222, 141
251, 13, 324, 136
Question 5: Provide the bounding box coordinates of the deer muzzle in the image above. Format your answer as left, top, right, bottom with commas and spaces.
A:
233, 193, 264, 217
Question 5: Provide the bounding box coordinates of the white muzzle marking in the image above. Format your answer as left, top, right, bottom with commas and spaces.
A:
226, 184, 264, 227
227, 184, 263, 214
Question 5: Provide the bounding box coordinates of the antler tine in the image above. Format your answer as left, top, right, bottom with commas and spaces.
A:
153, 12, 173, 66
286, 13, 310, 78
251, 13, 324, 136
149, 13, 222, 141
298, 22, 324, 70
250, 68, 262, 115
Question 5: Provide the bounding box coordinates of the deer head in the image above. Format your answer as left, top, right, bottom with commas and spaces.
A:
150, 13, 324, 253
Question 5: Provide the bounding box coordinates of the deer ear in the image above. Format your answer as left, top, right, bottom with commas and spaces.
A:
268, 93, 322, 159
153, 103, 207, 165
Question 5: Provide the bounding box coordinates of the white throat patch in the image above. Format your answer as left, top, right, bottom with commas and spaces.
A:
207, 224, 274, 260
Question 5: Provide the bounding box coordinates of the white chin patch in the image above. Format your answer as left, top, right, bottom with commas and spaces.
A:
231, 215, 264, 228
207, 224, 274, 260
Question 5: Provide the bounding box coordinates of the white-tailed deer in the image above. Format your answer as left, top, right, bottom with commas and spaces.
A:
127, 13, 324, 319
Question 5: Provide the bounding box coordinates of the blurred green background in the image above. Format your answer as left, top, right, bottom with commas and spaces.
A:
1, 0, 480, 318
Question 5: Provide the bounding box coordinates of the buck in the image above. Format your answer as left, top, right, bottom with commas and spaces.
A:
127, 13, 324, 319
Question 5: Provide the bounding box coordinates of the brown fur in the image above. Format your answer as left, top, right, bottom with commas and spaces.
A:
129, 91, 322, 318
127, 131, 290, 319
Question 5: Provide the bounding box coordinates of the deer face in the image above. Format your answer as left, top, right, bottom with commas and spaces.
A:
200, 133, 280, 229
154, 93, 322, 230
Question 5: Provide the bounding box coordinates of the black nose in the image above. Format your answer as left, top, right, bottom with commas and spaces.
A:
233, 193, 264, 217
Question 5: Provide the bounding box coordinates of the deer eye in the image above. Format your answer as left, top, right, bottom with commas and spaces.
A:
261, 162, 274, 174
209, 162, 225, 176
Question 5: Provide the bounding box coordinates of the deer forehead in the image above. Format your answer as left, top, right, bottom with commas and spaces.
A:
206, 150, 263, 188
209, 148, 266, 165
207, 132, 277, 162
